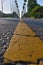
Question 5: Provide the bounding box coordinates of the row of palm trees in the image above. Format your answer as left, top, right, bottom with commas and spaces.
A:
15, 0, 20, 17
21, 0, 27, 17
23, 0, 27, 10
15, 0, 18, 8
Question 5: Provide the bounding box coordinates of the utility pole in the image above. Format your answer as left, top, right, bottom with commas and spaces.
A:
1, 0, 3, 12
1, 0, 3, 16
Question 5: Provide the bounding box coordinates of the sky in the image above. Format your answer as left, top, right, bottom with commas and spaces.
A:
0, 0, 43, 14
18, 0, 43, 13
17, 0, 24, 16
37, 0, 43, 6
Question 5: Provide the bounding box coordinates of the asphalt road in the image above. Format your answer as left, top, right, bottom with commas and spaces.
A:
23, 18, 43, 40
0, 18, 43, 65
3, 18, 43, 65
0, 18, 19, 64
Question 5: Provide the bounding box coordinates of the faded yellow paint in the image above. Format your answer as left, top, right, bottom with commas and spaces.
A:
14, 21, 36, 36
4, 21, 43, 63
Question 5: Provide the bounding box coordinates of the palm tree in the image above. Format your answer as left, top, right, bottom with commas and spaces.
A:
22, 11, 23, 13
23, 2, 26, 6
15, 0, 16, 3
23, 2, 26, 10
24, 0, 27, 2
23, 5, 25, 10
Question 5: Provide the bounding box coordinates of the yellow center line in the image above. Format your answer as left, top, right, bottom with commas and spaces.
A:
4, 20, 43, 64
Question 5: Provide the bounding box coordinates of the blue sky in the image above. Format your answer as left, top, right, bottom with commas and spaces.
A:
0, 0, 43, 14
37, 0, 43, 6
17, 0, 24, 15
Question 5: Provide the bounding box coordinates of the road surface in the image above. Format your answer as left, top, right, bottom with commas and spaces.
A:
0, 18, 43, 65
0, 18, 19, 64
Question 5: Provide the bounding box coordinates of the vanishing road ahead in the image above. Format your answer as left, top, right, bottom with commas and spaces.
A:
0, 18, 43, 65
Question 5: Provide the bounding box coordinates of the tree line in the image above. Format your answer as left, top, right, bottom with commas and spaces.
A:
23, 0, 43, 18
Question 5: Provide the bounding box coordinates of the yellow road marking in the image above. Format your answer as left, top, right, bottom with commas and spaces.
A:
4, 21, 43, 63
